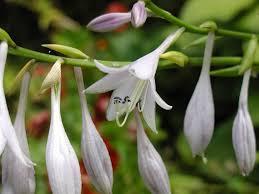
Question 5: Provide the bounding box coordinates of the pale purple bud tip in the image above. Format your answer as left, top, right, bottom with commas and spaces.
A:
131, 1, 147, 28
87, 12, 131, 32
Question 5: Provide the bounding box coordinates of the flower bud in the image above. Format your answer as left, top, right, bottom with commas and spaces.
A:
131, 1, 147, 28
232, 69, 256, 176
184, 31, 215, 157
135, 111, 171, 194
2, 72, 35, 194
87, 12, 131, 32
74, 67, 113, 194
46, 63, 81, 194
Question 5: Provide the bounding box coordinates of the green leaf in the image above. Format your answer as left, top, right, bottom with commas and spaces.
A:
180, 0, 255, 24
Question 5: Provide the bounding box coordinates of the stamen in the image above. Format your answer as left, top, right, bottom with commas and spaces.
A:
128, 80, 147, 112
116, 111, 130, 127
137, 82, 149, 112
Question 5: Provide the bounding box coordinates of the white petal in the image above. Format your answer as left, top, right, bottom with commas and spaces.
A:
106, 76, 138, 121
129, 52, 159, 80
128, 28, 185, 80
84, 71, 130, 94
142, 83, 157, 133
154, 27, 185, 55
150, 79, 172, 110
95, 60, 129, 74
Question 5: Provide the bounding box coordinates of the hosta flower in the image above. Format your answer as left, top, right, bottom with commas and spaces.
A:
74, 67, 113, 194
135, 111, 171, 194
85, 28, 185, 132
0, 41, 32, 166
2, 72, 35, 194
232, 69, 256, 176
184, 31, 215, 158
87, 1, 147, 32
46, 60, 81, 194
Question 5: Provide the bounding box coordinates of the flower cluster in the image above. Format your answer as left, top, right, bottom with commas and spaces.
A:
0, 0, 258, 193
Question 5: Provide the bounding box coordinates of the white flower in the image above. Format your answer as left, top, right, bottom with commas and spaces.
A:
184, 31, 215, 158
135, 110, 171, 194
2, 72, 35, 194
85, 28, 185, 132
0, 41, 32, 166
46, 61, 81, 194
232, 69, 256, 176
74, 67, 113, 194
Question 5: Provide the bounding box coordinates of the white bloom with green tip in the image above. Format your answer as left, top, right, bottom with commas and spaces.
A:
85, 28, 185, 132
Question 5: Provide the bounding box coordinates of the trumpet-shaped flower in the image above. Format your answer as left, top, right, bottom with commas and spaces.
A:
85, 28, 185, 132
184, 31, 215, 158
46, 61, 81, 194
74, 67, 113, 194
0, 41, 32, 166
2, 72, 35, 194
232, 69, 256, 176
87, 1, 147, 32
135, 111, 171, 194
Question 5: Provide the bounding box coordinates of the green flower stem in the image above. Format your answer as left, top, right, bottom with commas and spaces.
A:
145, 1, 255, 40
8, 45, 259, 70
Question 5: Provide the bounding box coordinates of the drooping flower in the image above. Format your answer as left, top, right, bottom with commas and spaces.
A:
45, 60, 81, 194
87, 1, 147, 32
0, 41, 32, 166
84, 28, 185, 132
232, 69, 256, 176
74, 67, 113, 194
2, 72, 35, 194
134, 110, 171, 194
184, 31, 215, 158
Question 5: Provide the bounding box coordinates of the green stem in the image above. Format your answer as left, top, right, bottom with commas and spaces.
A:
145, 1, 255, 40
8, 45, 259, 69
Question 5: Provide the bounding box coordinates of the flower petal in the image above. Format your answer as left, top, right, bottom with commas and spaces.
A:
95, 60, 129, 74
84, 71, 130, 94
142, 83, 157, 133
106, 76, 138, 121
150, 79, 172, 110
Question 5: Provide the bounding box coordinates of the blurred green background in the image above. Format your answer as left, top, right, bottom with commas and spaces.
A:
1, 0, 259, 193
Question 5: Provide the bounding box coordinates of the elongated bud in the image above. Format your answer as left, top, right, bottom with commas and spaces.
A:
131, 1, 147, 28
40, 58, 63, 93
46, 63, 81, 194
184, 31, 215, 158
87, 12, 131, 32
74, 67, 113, 194
135, 111, 171, 194
232, 69, 256, 176
160, 51, 188, 67
0, 41, 33, 166
2, 72, 35, 194
42, 44, 89, 59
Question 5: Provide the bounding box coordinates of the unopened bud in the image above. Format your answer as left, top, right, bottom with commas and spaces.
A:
184, 31, 215, 157
135, 111, 171, 194
160, 51, 188, 67
74, 67, 113, 194
87, 12, 131, 32
131, 1, 147, 28
232, 69, 256, 176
